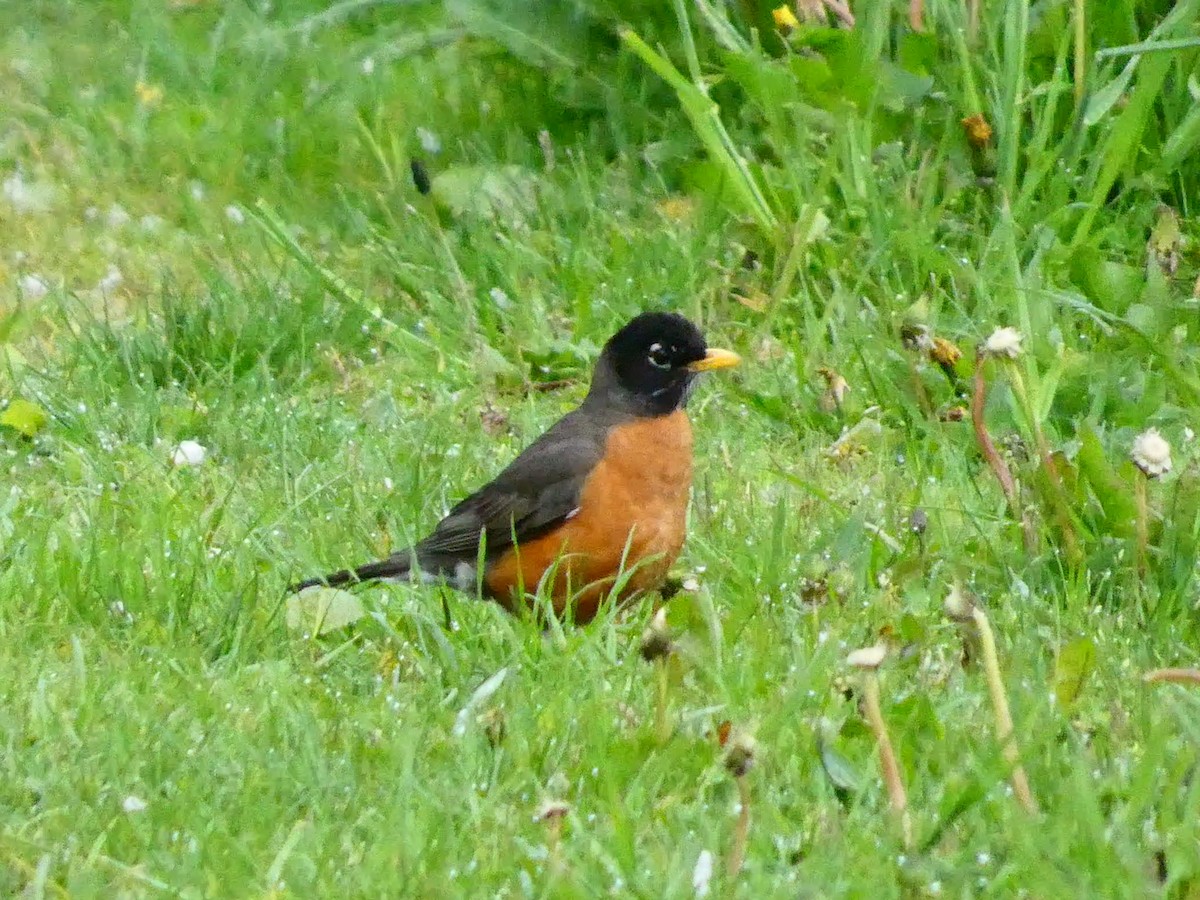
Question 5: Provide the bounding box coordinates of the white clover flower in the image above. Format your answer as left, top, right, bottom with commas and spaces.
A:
122, 795, 148, 814
1132, 428, 1172, 478
982, 326, 1023, 359
171, 439, 208, 467
225, 204, 245, 225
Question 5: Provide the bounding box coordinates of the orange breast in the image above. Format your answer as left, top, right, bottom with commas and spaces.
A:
484, 410, 694, 623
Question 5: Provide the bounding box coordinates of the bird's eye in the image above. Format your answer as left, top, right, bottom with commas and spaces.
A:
647, 342, 672, 370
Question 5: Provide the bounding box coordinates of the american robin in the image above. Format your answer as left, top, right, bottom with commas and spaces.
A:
292, 312, 740, 623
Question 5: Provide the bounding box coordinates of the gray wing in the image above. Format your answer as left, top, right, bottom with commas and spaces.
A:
413, 410, 608, 567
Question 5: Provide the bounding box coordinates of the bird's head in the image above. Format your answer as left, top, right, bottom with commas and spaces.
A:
591, 312, 740, 416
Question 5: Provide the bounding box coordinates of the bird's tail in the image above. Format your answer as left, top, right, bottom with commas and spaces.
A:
290, 551, 416, 593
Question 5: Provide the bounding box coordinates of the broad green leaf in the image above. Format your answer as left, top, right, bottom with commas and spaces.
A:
1068, 248, 1142, 314
285, 587, 366, 636
1082, 56, 1140, 128
722, 51, 799, 112
1076, 425, 1137, 537
430, 164, 538, 221
897, 31, 939, 74
1, 398, 49, 437
817, 736, 861, 798
1053, 637, 1097, 709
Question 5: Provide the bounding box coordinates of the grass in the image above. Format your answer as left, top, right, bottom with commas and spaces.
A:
4, 0, 1200, 896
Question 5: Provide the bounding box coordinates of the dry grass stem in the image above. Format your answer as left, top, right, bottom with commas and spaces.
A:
1144, 668, 1200, 685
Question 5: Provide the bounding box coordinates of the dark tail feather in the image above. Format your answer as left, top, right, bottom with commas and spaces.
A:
290, 552, 415, 593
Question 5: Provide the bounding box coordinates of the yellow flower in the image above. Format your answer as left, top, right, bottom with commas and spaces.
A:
135, 81, 163, 106
961, 113, 993, 149
656, 195, 696, 222
929, 337, 962, 368
773, 5, 800, 31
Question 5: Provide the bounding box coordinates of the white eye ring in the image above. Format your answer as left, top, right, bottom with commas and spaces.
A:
647, 342, 671, 370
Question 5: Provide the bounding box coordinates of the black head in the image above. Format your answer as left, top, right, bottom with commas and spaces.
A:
588, 312, 740, 416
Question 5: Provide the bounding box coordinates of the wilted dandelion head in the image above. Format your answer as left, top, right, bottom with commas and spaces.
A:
535, 799, 570, 823
981, 327, 1023, 360
1132, 428, 1172, 479
943, 584, 977, 622
639, 607, 672, 662
723, 731, 757, 778
846, 644, 887, 669
929, 337, 962, 368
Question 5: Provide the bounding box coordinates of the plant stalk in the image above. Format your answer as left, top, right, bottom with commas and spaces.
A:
1135, 473, 1149, 578
972, 606, 1038, 815
727, 774, 751, 878
862, 671, 912, 847
972, 356, 1036, 552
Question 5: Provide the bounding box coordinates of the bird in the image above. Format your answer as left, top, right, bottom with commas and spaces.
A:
292, 311, 740, 624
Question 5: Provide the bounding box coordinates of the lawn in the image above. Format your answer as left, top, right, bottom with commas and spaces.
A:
3, 0, 1200, 896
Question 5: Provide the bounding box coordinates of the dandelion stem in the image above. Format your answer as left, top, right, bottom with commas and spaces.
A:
971, 354, 1036, 552
862, 671, 912, 847
909, 0, 924, 31
655, 660, 672, 744
1135, 474, 1149, 579
547, 816, 565, 880
1144, 668, 1200, 685
1004, 363, 1081, 565
727, 774, 751, 878
971, 605, 1039, 815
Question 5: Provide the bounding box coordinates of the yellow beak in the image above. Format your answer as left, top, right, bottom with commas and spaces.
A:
686, 347, 741, 373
